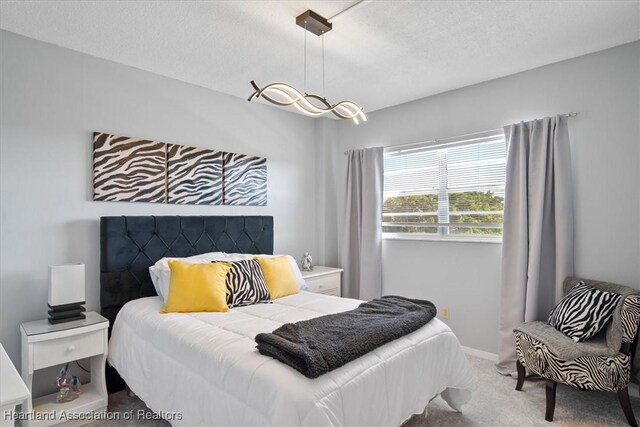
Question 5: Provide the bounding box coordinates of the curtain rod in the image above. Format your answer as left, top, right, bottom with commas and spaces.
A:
343, 111, 579, 155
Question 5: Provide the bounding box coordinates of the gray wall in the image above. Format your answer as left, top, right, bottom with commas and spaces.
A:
323, 41, 640, 353
0, 30, 319, 391
1, 28, 639, 393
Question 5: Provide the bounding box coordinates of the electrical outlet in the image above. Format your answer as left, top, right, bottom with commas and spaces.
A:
441, 307, 450, 320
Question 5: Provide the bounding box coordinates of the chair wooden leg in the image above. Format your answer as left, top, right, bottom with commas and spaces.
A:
515, 360, 525, 391
617, 387, 638, 427
545, 380, 557, 422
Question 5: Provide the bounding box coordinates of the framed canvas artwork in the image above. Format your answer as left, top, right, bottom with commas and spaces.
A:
167, 144, 223, 205
93, 132, 167, 203
223, 153, 267, 206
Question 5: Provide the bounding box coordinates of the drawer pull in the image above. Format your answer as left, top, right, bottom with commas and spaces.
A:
67, 345, 76, 352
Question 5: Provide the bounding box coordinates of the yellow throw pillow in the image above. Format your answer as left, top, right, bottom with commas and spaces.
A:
254, 256, 300, 299
161, 260, 231, 313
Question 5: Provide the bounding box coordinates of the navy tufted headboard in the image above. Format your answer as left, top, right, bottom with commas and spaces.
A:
100, 215, 273, 392
100, 215, 274, 326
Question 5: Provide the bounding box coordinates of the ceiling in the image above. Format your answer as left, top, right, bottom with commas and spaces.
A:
1, 1, 639, 115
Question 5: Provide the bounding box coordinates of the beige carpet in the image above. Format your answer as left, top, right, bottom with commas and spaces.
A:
413, 356, 640, 426
89, 355, 639, 426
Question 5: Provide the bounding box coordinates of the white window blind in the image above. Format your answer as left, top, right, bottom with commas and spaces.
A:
383, 130, 506, 240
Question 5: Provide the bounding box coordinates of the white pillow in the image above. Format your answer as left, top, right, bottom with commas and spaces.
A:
149, 252, 226, 302
224, 253, 308, 291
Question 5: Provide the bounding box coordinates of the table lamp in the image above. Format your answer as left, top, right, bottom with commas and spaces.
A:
48, 264, 86, 324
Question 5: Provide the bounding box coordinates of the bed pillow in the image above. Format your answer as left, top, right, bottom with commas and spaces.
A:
548, 281, 622, 342
161, 260, 231, 313
149, 252, 227, 302
224, 253, 308, 291
254, 256, 300, 299
217, 259, 272, 308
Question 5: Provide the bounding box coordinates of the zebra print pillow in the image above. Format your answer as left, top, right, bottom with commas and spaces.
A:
217, 260, 271, 308
548, 282, 622, 342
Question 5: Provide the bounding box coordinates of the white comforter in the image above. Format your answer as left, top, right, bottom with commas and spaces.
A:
108, 292, 474, 426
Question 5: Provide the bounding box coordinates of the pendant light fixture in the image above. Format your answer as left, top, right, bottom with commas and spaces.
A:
248, 9, 367, 125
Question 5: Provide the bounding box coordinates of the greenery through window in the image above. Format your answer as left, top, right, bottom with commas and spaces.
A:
383, 130, 506, 240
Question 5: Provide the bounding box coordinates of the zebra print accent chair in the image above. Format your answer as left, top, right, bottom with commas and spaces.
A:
514, 277, 640, 426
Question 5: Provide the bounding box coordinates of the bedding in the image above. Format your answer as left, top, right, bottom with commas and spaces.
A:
256, 296, 437, 378
149, 252, 226, 302
108, 292, 475, 426
228, 253, 308, 291
255, 255, 300, 299
161, 260, 231, 313
222, 259, 272, 308
149, 253, 307, 304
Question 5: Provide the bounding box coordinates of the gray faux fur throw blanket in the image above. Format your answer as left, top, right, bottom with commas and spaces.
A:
254, 295, 437, 378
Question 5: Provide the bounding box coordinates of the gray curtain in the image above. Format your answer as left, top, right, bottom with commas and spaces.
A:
496, 116, 574, 375
341, 147, 384, 300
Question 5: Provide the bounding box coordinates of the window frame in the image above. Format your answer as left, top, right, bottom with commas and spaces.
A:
382, 129, 506, 243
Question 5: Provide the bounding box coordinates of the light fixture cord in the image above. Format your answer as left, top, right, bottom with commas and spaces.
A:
322, 34, 325, 96
304, 21, 307, 93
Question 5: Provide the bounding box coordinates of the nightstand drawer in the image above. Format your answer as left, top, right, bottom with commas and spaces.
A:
32, 331, 104, 370
306, 274, 340, 295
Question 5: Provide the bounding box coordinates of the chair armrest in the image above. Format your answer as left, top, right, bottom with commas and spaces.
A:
619, 296, 640, 344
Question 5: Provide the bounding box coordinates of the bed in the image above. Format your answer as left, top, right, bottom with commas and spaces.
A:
102, 216, 475, 426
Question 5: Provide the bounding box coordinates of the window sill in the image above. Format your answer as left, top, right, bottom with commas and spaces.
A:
382, 234, 502, 244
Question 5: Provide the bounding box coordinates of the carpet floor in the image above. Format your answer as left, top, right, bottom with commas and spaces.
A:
88, 356, 640, 426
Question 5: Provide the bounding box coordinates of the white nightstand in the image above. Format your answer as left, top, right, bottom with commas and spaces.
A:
301, 266, 343, 297
20, 312, 108, 427
1, 343, 30, 427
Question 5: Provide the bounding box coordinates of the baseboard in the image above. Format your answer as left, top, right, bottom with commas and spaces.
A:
462, 346, 498, 362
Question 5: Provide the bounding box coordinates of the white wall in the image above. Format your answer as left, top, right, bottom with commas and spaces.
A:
313, 118, 341, 267
324, 41, 640, 354
0, 30, 318, 391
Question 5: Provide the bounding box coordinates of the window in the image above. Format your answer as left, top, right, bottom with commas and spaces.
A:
383, 130, 506, 241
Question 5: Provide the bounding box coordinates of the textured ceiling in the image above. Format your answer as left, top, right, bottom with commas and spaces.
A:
1, 1, 639, 115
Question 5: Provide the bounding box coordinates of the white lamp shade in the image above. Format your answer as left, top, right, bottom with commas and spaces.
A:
48, 264, 85, 307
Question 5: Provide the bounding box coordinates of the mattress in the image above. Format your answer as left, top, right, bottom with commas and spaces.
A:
108, 292, 475, 426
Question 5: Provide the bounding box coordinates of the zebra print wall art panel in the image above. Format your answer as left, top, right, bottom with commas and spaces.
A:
167, 144, 223, 205
223, 153, 267, 206
93, 132, 167, 203
93, 132, 268, 206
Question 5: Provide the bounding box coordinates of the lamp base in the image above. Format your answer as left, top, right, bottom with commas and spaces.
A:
48, 303, 86, 324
